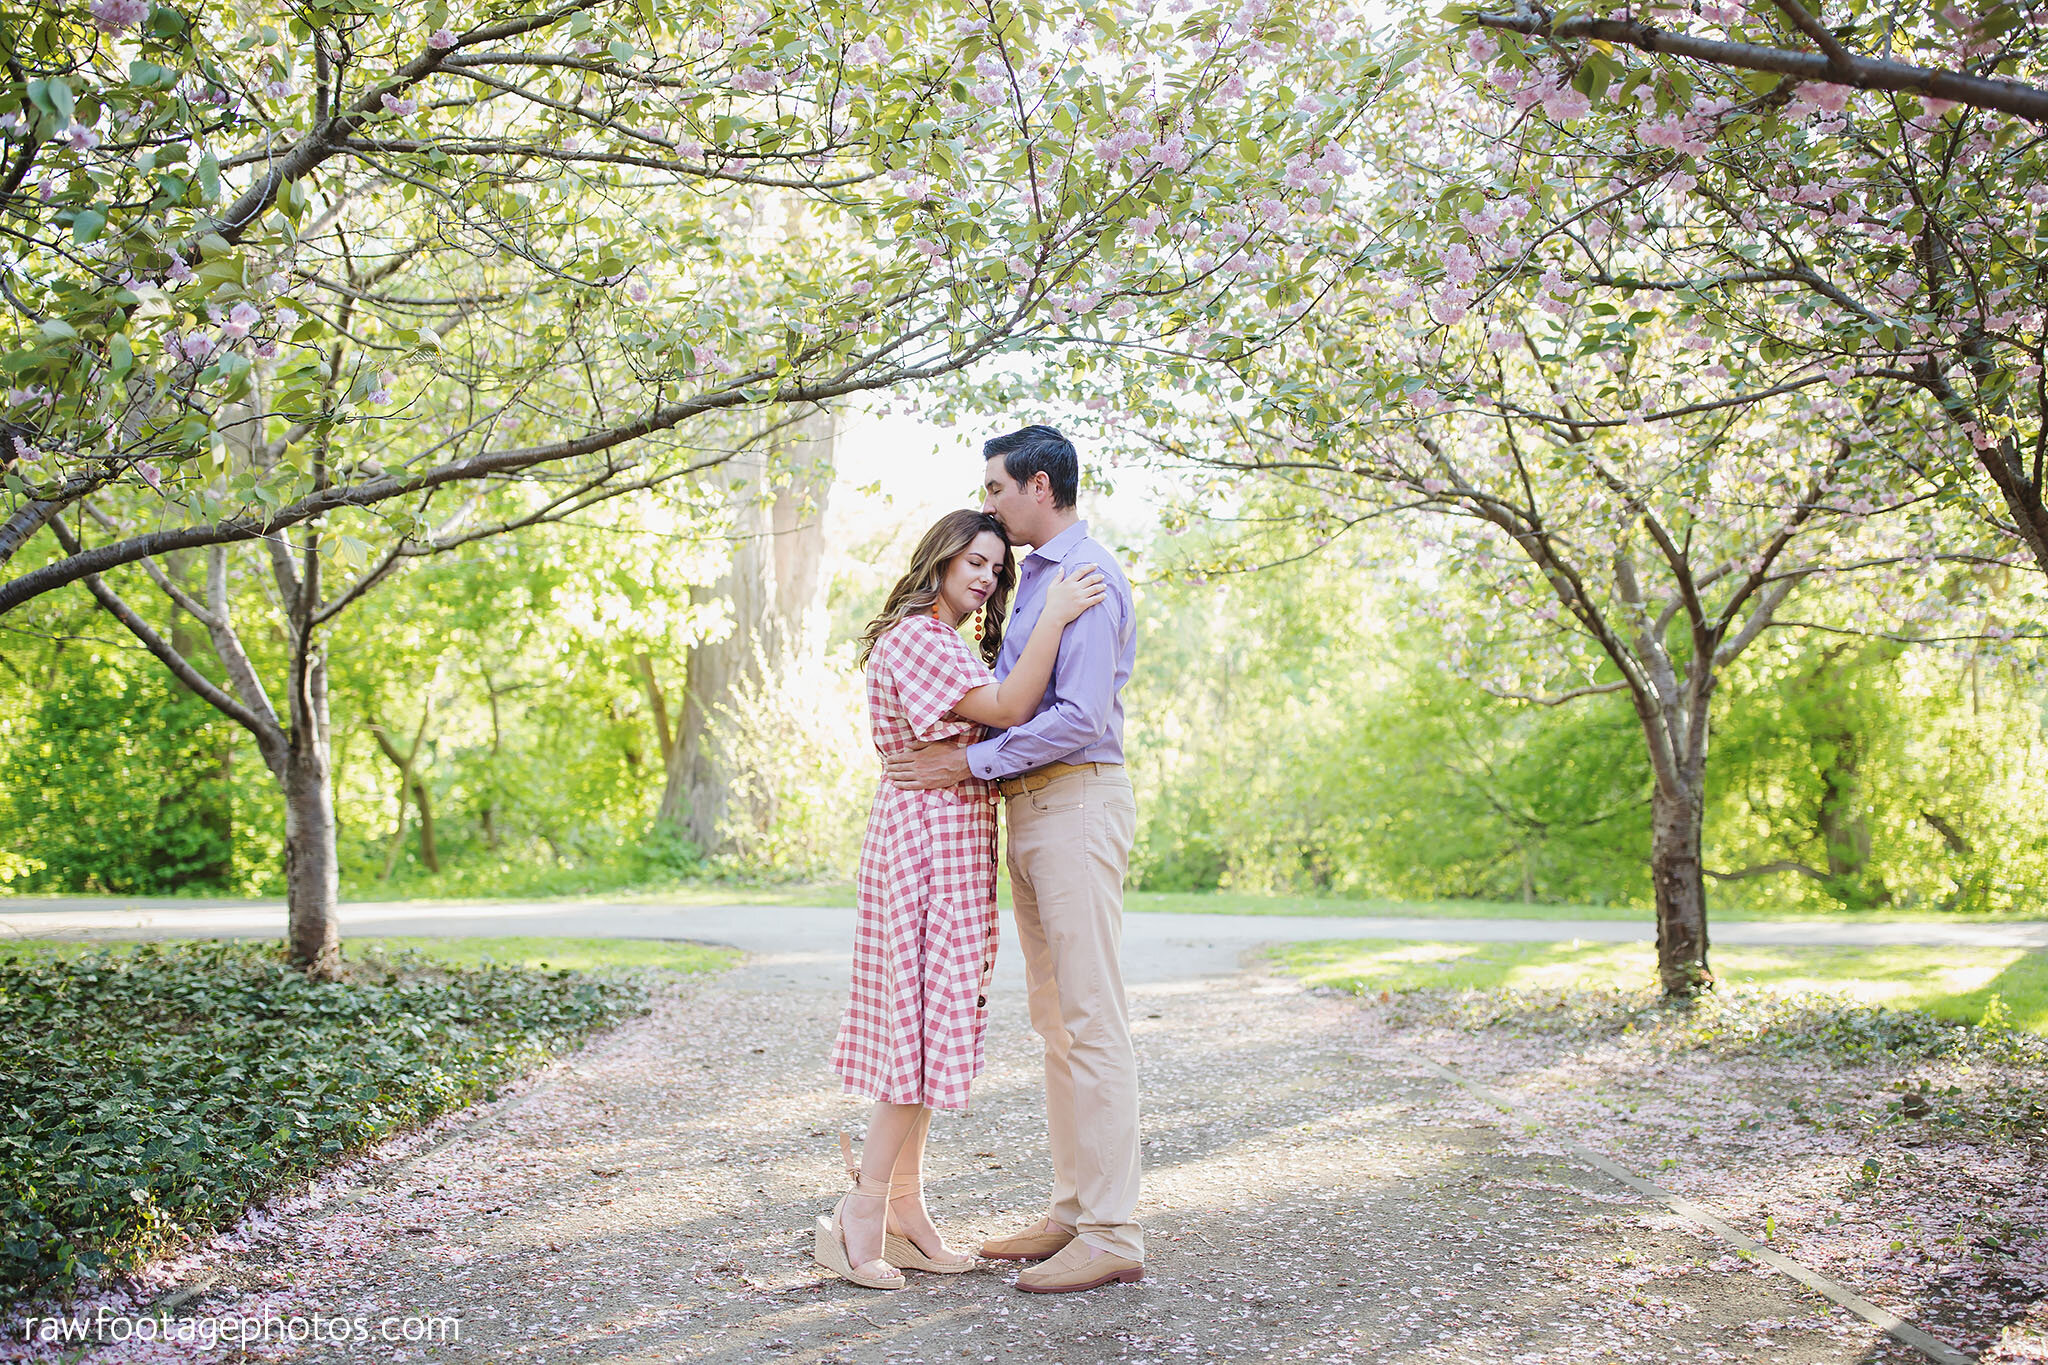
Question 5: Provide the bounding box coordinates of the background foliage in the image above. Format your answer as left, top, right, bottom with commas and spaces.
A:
8, 508, 2044, 915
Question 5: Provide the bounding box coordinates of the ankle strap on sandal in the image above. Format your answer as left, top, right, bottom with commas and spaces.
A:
837, 1132, 890, 1196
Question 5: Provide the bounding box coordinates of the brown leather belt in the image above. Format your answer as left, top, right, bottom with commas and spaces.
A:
997, 760, 1122, 798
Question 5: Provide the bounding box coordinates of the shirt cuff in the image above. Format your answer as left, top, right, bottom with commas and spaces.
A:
965, 736, 1008, 782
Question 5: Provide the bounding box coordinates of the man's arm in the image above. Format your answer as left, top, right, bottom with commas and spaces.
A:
960, 582, 1122, 781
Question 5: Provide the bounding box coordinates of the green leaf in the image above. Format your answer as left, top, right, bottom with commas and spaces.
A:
71, 210, 105, 244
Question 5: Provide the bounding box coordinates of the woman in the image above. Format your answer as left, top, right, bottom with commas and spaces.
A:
815, 508, 1105, 1290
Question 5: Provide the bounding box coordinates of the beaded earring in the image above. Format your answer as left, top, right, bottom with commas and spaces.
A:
972, 606, 985, 642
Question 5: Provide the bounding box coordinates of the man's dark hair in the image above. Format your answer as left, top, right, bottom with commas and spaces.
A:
983, 425, 1079, 510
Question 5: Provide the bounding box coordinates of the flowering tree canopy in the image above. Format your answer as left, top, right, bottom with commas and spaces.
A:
1443, 0, 2048, 576
1000, 0, 2046, 994
0, 0, 1388, 970
0, 0, 1386, 612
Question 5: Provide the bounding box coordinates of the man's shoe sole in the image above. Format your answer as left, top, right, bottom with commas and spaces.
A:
1014, 1266, 1145, 1293
979, 1243, 1070, 1263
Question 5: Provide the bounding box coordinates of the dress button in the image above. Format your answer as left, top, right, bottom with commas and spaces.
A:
977, 995, 987, 1009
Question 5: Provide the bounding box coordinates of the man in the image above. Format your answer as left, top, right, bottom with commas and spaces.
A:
882, 424, 1144, 1294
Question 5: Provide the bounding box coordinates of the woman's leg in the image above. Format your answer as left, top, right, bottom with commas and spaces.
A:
840, 1101, 923, 1267
886, 1106, 974, 1263
886, 1106, 939, 1244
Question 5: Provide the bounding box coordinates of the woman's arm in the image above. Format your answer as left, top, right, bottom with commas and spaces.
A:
949, 566, 1106, 729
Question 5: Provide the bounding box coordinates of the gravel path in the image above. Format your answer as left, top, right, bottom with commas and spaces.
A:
6, 899, 2046, 963
86, 947, 1938, 1365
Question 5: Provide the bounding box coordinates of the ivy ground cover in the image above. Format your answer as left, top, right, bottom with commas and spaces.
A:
0, 937, 728, 1304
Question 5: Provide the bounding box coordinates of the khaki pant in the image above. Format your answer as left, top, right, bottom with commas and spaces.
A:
1004, 765, 1143, 1260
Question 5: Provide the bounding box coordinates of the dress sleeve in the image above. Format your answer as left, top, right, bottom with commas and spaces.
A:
884, 617, 998, 741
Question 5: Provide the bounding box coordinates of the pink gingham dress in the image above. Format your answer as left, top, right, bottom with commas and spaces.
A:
830, 613, 1001, 1111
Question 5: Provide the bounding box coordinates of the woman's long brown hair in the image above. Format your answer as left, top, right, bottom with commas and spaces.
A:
856, 509, 1015, 669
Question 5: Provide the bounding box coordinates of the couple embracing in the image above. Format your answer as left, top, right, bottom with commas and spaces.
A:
815, 424, 1145, 1295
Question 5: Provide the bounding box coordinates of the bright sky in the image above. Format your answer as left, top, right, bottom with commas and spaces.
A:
826, 398, 1168, 573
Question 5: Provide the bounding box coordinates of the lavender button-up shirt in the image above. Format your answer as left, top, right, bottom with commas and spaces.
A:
965, 520, 1135, 782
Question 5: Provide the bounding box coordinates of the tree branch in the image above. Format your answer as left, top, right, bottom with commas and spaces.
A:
1705, 859, 1829, 883
48, 519, 285, 762
1471, 8, 2048, 124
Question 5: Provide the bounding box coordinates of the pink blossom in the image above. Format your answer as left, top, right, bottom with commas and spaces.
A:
366, 372, 395, 405
10, 435, 39, 463
428, 27, 457, 48
1487, 328, 1522, 352
137, 460, 161, 488
88, 0, 148, 31
1809, 81, 1852, 113
1294, 93, 1325, 114
1921, 95, 1959, 115
1217, 72, 1246, 101
264, 78, 295, 99
276, 305, 302, 331
381, 93, 418, 116
1465, 32, 1497, 66
1541, 82, 1591, 122
1440, 242, 1480, 287
627, 279, 651, 303
60, 122, 99, 152
219, 301, 262, 339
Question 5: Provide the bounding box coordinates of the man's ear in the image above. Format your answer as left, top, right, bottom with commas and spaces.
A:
1031, 471, 1052, 503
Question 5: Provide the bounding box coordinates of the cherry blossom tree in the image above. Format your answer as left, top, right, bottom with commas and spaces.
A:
1442, 0, 2048, 578
0, 0, 1387, 971
998, 7, 2045, 995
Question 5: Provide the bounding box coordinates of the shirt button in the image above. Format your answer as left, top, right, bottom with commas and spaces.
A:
977, 995, 987, 1009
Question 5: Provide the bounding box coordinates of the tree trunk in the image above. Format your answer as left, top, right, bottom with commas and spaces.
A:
283, 734, 340, 977
637, 652, 674, 767
412, 778, 439, 873
1649, 778, 1711, 997
656, 405, 835, 852
284, 643, 340, 977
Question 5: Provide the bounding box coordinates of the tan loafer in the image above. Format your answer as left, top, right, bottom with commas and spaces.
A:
1014, 1236, 1144, 1293
978, 1218, 1075, 1262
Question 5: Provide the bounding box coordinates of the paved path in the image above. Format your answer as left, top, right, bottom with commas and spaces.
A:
4, 898, 2043, 995
106, 947, 1929, 1364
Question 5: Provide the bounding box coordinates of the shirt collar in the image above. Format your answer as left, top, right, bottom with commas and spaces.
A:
1025, 520, 1089, 565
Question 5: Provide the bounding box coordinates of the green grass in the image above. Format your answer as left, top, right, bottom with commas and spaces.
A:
1124, 889, 2044, 923
1272, 938, 2048, 1034
0, 935, 742, 974
347, 935, 741, 973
